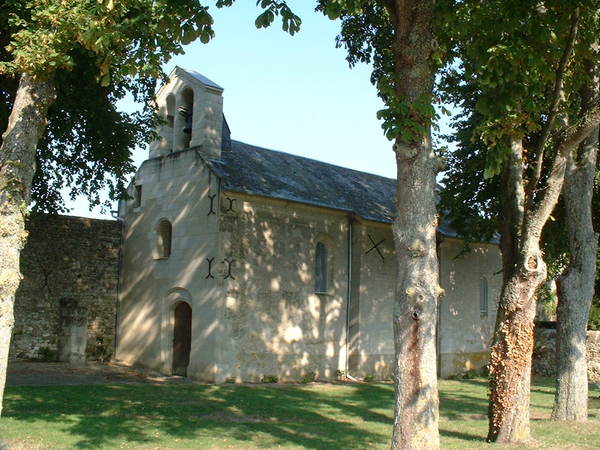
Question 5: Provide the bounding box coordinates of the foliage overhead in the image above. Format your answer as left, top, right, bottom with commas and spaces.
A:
0, 0, 218, 211
29, 64, 151, 212
439, 0, 599, 178
216, 0, 301, 34
316, 0, 447, 144
0, 0, 308, 211
438, 0, 599, 237
1, 0, 216, 81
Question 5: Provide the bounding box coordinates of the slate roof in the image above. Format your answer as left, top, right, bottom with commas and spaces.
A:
205, 140, 473, 240
208, 140, 395, 224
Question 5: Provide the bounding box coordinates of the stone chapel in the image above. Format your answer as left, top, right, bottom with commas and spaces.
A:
114, 66, 502, 382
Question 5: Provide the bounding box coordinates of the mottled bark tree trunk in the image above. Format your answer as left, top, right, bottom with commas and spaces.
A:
487, 253, 546, 442
552, 127, 598, 421
0, 73, 56, 416
388, 1, 441, 448
487, 97, 600, 441
487, 139, 546, 443
551, 56, 599, 421
488, 134, 567, 443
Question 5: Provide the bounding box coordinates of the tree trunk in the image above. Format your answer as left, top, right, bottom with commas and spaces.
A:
0, 72, 56, 416
391, 138, 441, 450
552, 127, 598, 421
487, 138, 549, 443
483, 10, 598, 443
551, 55, 599, 421
389, 1, 440, 448
487, 255, 546, 442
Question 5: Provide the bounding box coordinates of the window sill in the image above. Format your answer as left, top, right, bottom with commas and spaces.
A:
315, 291, 332, 297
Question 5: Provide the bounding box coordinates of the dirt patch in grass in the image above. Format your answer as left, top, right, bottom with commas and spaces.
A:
0, 438, 45, 450
6, 361, 189, 386
6, 361, 385, 388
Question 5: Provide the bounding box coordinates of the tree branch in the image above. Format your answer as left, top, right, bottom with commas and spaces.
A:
558, 102, 600, 157
522, 99, 600, 250
500, 138, 526, 279
383, 0, 397, 24
526, 7, 579, 195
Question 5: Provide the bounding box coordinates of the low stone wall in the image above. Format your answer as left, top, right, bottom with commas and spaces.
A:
10, 213, 121, 362
533, 327, 600, 383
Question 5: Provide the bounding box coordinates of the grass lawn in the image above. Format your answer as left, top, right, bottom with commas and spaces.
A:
0, 377, 598, 449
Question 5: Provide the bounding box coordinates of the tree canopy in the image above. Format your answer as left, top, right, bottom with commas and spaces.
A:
0, 0, 225, 212
438, 0, 600, 325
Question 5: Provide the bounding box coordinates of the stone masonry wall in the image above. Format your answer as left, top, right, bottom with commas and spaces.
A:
10, 213, 121, 362
533, 327, 600, 383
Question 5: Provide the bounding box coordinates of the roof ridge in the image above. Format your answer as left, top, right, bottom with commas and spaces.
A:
175, 66, 223, 90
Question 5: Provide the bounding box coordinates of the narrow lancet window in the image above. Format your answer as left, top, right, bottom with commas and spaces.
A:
179, 88, 194, 149
157, 220, 172, 258
133, 185, 142, 208
165, 94, 176, 152
315, 242, 328, 293
480, 277, 489, 318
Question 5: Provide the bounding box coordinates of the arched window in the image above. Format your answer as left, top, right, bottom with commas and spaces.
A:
166, 94, 175, 128
157, 220, 172, 258
133, 185, 142, 208
315, 242, 328, 293
173, 87, 194, 151
178, 88, 194, 149
480, 277, 488, 318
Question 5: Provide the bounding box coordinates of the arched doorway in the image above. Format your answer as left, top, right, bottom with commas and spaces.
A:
172, 302, 192, 376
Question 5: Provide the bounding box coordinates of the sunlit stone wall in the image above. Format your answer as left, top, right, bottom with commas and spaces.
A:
10, 214, 120, 361
217, 193, 350, 382
115, 149, 222, 380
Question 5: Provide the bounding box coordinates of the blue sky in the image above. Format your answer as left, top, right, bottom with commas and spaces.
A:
67, 2, 446, 218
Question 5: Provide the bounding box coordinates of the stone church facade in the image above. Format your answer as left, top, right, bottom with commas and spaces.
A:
114, 67, 502, 382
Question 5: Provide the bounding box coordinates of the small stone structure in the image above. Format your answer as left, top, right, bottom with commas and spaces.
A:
533, 326, 600, 383
58, 298, 88, 365
10, 214, 121, 362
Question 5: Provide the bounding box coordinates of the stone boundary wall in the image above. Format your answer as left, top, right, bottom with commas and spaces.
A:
533, 327, 600, 383
10, 213, 121, 362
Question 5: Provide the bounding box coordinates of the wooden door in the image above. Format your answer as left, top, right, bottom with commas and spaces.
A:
172, 302, 192, 376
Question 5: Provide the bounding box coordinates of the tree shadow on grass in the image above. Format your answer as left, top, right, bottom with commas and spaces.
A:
7, 380, 581, 448
3, 383, 394, 449
438, 379, 488, 422
439, 428, 484, 443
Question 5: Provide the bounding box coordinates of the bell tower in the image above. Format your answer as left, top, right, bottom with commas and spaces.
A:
149, 66, 224, 160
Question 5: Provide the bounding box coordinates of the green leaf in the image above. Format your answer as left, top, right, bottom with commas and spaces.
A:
100, 73, 110, 87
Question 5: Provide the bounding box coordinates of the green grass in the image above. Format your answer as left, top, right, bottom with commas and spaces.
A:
0, 377, 598, 449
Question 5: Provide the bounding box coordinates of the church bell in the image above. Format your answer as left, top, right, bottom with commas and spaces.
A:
178, 106, 193, 134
